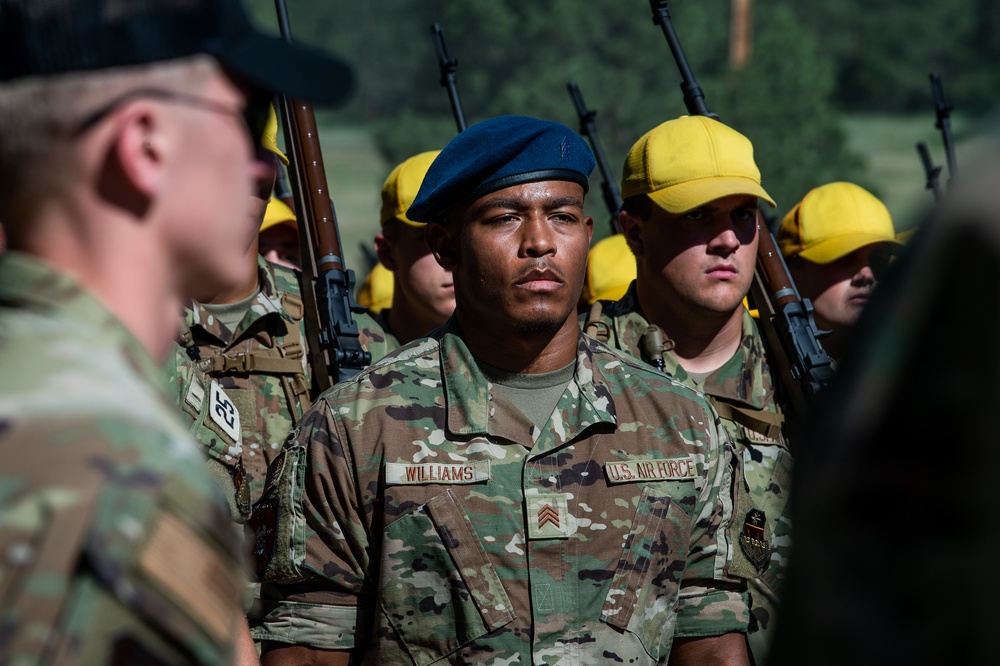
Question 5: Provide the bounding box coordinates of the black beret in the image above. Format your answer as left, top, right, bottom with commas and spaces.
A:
407, 115, 595, 223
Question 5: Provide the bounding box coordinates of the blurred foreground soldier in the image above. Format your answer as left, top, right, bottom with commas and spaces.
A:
258, 196, 300, 271
0, 0, 352, 663
777, 182, 900, 361
251, 116, 749, 665
769, 151, 1000, 666
586, 115, 788, 664
372, 149, 455, 345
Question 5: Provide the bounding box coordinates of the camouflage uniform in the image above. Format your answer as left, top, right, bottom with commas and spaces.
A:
586, 281, 791, 664
166, 255, 397, 523
251, 320, 748, 664
0, 251, 243, 665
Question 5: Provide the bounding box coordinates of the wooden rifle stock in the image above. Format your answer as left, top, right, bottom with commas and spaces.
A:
275, 0, 370, 390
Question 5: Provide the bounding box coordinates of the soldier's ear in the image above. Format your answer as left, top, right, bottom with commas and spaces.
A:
373, 232, 396, 271
425, 220, 458, 271
102, 103, 164, 217
619, 211, 644, 258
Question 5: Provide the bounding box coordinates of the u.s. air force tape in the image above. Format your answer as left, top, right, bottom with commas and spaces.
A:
603, 456, 696, 484
385, 461, 490, 485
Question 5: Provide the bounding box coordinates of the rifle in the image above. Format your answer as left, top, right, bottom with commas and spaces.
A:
930, 71, 957, 185
431, 23, 467, 132
647, 0, 833, 416
913, 73, 957, 204
567, 81, 623, 233
274, 0, 370, 389
915, 141, 943, 203
648, 0, 716, 119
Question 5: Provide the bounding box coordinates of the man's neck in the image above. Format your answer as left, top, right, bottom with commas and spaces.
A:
387, 294, 444, 345
637, 287, 745, 375
456, 311, 580, 374
201, 252, 261, 304
17, 203, 182, 363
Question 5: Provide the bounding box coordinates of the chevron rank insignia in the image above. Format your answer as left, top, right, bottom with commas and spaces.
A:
527, 493, 570, 539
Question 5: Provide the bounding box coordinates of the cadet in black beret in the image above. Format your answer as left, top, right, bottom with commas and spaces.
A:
256, 114, 750, 665
408, 114, 594, 223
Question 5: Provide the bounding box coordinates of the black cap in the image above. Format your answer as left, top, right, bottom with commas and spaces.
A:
0, 0, 354, 106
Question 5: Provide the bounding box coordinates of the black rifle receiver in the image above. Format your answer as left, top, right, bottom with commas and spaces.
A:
431, 23, 467, 133
567, 81, 623, 233
646, 0, 833, 415
274, 0, 370, 388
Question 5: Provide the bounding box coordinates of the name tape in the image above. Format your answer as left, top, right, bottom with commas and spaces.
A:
604, 456, 696, 484
385, 461, 490, 485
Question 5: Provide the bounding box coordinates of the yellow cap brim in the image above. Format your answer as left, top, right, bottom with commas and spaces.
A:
646, 176, 776, 214
797, 233, 902, 264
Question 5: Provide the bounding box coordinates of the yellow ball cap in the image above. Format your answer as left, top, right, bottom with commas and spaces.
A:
778, 182, 901, 264
261, 103, 289, 166
583, 234, 637, 304
380, 150, 441, 227
356, 262, 394, 314
621, 115, 775, 214
259, 197, 296, 233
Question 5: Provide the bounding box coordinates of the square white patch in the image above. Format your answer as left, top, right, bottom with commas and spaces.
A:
209, 381, 241, 443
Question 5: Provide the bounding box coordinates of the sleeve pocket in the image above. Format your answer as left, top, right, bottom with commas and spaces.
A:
601, 486, 690, 661
380, 489, 514, 666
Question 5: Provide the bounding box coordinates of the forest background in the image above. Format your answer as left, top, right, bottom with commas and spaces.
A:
245, 0, 1000, 275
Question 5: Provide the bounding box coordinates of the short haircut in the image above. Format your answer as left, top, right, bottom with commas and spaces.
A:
0, 55, 218, 230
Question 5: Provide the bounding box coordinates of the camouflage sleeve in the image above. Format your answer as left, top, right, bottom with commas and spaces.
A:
0, 417, 244, 665
251, 397, 369, 651
673, 401, 750, 638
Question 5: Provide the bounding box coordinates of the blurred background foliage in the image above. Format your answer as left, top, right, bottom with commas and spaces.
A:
247, 0, 999, 268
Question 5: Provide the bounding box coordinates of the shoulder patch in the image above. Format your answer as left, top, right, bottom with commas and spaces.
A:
137, 511, 241, 644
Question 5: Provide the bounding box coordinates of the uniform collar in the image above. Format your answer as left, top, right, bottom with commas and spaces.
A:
439, 318, 617, 450
185, 255, 289, 344
605, 280, 776, 409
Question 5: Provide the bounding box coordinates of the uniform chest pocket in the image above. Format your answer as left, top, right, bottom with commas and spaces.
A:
600, 485, 692, 661
380, 489, 514, 666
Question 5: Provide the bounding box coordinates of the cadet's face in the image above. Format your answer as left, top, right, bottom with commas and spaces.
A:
631, 194, 759, 316
389, 222, 455, 324
441, 180, 592, 334
791, 243, 893, 330
259, 224, 301, 271
165, 72, 275, 297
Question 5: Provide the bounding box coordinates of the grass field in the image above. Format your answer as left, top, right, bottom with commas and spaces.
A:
313, 113, 1000, 282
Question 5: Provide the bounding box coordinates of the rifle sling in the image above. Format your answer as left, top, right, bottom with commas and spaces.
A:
709, 398, 784, 440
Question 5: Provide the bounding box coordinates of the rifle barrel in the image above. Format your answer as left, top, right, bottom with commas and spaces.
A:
930, 72, 957, 183
431, 23, 467, 132
648, 0, 714, 118
567, 81, 622, 230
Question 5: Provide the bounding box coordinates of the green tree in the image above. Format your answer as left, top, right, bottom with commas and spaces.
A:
715, 4, 866, 223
